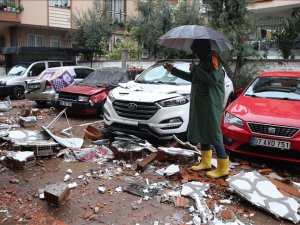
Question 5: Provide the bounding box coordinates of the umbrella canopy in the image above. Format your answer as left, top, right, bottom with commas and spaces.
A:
157, 25, 233, 52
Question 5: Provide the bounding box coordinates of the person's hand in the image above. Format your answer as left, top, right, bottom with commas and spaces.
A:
164, 63, 173, 72
189, 63, 195, 72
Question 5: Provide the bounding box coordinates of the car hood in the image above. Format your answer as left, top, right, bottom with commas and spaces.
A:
227, 96, 300, 127
0, 75, 20, 82
59, 84, 107, 95
112, 81, 191, 102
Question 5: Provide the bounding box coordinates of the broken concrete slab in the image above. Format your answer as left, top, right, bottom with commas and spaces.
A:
5, 151, 36, 170
19, 116, 37, 128
227, 171, 300, 224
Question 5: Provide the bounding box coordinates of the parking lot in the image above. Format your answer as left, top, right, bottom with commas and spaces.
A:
0, 98, 299, 225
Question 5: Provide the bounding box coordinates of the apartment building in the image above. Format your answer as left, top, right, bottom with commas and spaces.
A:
0, 0, 140, 65
249, 0, 300, 58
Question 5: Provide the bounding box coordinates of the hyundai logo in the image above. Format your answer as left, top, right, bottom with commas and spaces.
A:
268, 127, 276, 135
128, 103, 138, 110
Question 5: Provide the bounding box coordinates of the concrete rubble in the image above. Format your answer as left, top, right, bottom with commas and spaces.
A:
0, 105, 300, 224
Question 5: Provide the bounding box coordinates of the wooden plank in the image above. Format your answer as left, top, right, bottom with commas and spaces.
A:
136, 152, 157, 171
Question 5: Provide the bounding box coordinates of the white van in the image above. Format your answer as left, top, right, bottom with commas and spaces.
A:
0, 60, 76, 99
103, 60, 235, 141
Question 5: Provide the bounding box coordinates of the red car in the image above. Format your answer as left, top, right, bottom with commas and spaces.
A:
222, 71, 300, 162
56, 67, 128, 117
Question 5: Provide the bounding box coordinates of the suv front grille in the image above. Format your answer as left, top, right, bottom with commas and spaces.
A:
113, 100, 159, 120
59, 92, 78, 101
248, 122, 299, 138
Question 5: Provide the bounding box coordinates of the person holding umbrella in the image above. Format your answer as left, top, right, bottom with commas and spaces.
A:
164, 39, 229, 179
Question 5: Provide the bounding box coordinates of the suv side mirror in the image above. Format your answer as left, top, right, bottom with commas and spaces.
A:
29, 71, 33, 77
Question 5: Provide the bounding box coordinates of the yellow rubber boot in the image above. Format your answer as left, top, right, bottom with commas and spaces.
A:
191, 150, 212, 171
206, 156, 229, 178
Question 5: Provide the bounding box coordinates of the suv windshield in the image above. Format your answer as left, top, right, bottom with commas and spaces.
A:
135, 62, 190, 85
7, 64, 29, 76
245, 76, 300, 100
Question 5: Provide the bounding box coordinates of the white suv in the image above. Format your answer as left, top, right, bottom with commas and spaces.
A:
103, 60, 234, 140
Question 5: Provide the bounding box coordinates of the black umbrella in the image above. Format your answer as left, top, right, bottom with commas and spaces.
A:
157, 25, 232, 52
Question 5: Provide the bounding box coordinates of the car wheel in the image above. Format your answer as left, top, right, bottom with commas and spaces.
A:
35, 101, 48, 108
225, 92, 235, 108
98, 100, 106, 119
13, 86, 25, 100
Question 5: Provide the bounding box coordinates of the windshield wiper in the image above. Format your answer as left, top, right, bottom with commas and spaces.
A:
245, 94, 259, 97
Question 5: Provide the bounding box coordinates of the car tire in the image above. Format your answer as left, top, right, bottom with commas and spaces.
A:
13, 86, 25, 100
35, 101, 48, 108
98, 100, 106, 119
225, 92, 235, 108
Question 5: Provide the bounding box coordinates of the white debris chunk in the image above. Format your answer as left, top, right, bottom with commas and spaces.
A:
98, 186, 106, 194
63, 174, 71, 182
68, 182, 77, 189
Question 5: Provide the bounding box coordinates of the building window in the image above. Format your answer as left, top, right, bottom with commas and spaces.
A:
27, 34, 44, 47
107, 0, 125, 23
49, 0, 70, 8
50, 36, 60, 47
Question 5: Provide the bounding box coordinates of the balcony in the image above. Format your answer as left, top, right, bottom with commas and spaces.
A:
0, 10, 21, 23
0, 0, 22, 23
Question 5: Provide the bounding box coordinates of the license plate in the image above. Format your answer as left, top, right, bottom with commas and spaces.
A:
250, 137, 290, 150
59, 100, 72, 107
28, 83, 40, 89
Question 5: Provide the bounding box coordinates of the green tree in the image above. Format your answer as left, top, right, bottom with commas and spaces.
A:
173, 0, 203, 26
273, 12, 300, 59
71, 0, 112, 56
205, 0, 258, 88
128, 0, 172, 58
128, 0, 203, 58
104, 33, 139, 60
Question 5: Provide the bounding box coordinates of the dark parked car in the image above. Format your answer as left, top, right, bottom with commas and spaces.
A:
55, 67, 129, 117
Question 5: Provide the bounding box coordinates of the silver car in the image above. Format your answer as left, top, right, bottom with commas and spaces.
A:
25, 66, 94, 106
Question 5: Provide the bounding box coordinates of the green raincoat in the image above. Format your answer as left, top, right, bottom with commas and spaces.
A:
171, 52, 225, 145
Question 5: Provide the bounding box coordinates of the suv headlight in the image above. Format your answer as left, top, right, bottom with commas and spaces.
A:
224, 112, 243, 129
158, 96, 189, 107
78, 95, 89, 102
108, 91, 115, 102
0, 80, 6, 86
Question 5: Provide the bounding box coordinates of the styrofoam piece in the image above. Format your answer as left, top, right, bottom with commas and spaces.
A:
211, 158, 217, 168
181, 181, 209, 197
292, 181, 300, 191
158, 147, 198, 157
63, 174, 71, 182
164, 164, 179, 176
181, 181, 212, 223
6, 151, 34, 162
227, 171, 300, 224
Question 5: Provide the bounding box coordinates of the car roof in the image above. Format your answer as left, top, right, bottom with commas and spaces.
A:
154, 59, 200, 65
45, 66, 94, 71
259, 71, 300, 78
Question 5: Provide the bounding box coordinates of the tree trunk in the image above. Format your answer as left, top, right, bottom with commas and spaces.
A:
233, 54, 243, 88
